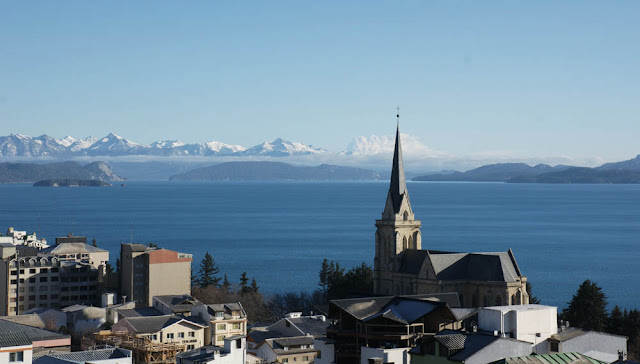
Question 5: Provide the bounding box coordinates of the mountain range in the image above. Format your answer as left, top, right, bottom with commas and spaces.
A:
169, 161, 381, 181
0, 133, 326, 158
413, 155, 640, 183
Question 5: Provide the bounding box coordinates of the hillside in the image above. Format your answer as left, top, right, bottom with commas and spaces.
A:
412, 163, 569, 182
169, 161, 381, 181
0, 161, 124, 183
507, 167, 640, 183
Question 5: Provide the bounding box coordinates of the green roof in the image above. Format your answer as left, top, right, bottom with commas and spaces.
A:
490, 352, 607, 364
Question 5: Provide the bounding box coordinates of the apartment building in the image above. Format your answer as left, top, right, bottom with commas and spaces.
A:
120, 243, 192, 307
192, 302, 248, 346
0, 243, 105, 315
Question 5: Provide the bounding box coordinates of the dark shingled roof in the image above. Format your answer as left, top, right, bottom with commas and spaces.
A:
154, 294, 204, 312
0, 332, 31, 347
0, 319, 70, 343
118, 307, 164, 318
33, 348, 131, 363
176, 345, 223, 361
272, 336, 315, 347
286, 316, 330, 337
399, 250, 429, 275
426, 250, 522, 283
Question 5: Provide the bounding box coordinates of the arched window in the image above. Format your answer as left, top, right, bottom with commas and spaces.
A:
495, 296, 502, 306
403, 211, 409, 220
511, 294, 517, 305
403, 236, 407, 250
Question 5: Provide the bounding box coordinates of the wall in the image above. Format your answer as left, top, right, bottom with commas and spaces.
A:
0, 345, 32, 364
360, 347, 409, 364
465, 339, 533, 364
478, 305, 557, 346
314, 338, 335, 364
147, 260, 191, 306
561, 332, 627, 362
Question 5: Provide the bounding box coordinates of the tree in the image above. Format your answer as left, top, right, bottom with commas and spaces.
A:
197, 252, 221, 288
527, 281, 541, 304
240, 272, 249, 294
222, 274, 231, 293
250, 278, 259, 293
148, 242, 158, 248
92, 238, 98, 247
318, 259, 330, 297
562, 280, 608, 331
608, 305, 624, 334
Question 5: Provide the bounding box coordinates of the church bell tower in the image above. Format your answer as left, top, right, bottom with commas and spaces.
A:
373, 114, 422, 295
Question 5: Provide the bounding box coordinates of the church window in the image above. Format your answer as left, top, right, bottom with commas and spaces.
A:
403, 211, 409, 220
511, 294, 517, 305
403, 237, 407, 250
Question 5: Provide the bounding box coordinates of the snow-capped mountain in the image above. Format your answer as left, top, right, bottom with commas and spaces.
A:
0, 133, 325, 158
240, 138, 326, 157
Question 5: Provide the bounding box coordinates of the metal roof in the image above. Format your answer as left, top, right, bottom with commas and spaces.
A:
33, 348, 131, 363
0, 319, 70, 343
0, 331, 31, 348
492, 352, 607, 364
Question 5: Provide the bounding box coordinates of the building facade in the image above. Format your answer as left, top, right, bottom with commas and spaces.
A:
373, 122, 529, 307
120, 244, 192, 307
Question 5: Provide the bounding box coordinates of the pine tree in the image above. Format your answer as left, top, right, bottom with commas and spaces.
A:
608, 305, 624, 334
250, 278, 259, 293
197, 252, 221, 288
240, 272, 249, 294
527, 281, 541, 304
318, 259, 330, 296
562, 280, 608, 331
222, 274, 231, 292
92, 238, 98, 247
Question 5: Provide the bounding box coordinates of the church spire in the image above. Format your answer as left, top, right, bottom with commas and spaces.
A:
388, 109, 407, 213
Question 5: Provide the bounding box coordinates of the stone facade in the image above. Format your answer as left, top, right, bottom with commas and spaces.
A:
373, 123, 529, 307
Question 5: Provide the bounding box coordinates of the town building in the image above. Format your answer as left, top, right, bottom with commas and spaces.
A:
192, 302, 248, 346
120, 243, 192, 307
1, 308, 67, 331
0, 227, 49, 249
42, 238, 109, 274
60, 304, 107, 334
373, 122, 529, 306
111, 314, 208, 351
252, 335, 317, 364
154, 294, 204, 317
409, 329, 533, 364
478, 304, 558, 352
325, 295, 457, 364
33, 347, 132, 364
0, 244, 105, 316
543, 327, 628, 363
489, 352, 607, 364
0, 319, 71, 355
176, 336, 246, 364
0, 331, 33, 364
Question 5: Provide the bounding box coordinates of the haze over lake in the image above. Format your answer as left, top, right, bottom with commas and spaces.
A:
1, 181, 638, 309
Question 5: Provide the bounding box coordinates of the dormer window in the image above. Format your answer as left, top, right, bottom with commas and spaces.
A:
284, 346, 289, 351
216, 311, 224, 318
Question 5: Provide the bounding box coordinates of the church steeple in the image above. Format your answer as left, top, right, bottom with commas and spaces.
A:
389, 118, 406, 214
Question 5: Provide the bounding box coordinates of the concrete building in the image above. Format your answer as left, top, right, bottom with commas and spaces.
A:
192, 302, 248, 346
0, 244, 105, 316
409, 329, 533, 364
543, 328, 628, 363
61, 304, 107, 334
112, 314, 208, 351
253, 336, 317, 364
1, 227, 49, 249
478, 304, 558, 352
373, 123, 529, 306
43, 240, 109, 273
176, 336, 246, 364
0, 319, 71, 355
0, 331, 33, 364
120, 244, 192, 307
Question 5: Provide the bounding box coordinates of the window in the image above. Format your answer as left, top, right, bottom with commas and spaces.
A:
550, 342, 559, 352
29, 278, 36, 283
303, 356, 309, 362
187, 345, 195, 350
216, 311, 224, 318
10, 279, 16, 284
40, 294, 47, 300
9, 351, 24, 362
216, 335, 225, 342
217, 324, 226, 330
178, 332, 185, 338
51, 277, 59, 282
51, 294, 58, 299
282, 359, 289, 363
167, 333, 174, 339
40, 286, 48, 291
284, 346, 289, 351
301, 345, 307, 349
236, 339, 242, 349
29, 295, 36, 300
29, 287, 36, 292
40, 277, 48, 282
233, 323, 241, 330
30, 268, 37, 273
10, 289, 16, 294
10, 270, 17, 275
188, 332, 195, 337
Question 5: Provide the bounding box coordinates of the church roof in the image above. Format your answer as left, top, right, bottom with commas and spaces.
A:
388, 122, 407, 214
330, 295, 455, 324
398, 249, 524, 282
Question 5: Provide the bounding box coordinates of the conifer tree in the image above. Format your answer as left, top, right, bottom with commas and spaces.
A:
222, 274, 231, 292
240, 272, 249, 294
92, 238, 98, 247
250, 278, 259, 293
197, 252, 221, 288
562, 280, 608, 331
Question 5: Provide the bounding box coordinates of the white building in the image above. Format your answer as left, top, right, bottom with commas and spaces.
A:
479, 304, 557, 351
2, 227, 49, 249
0, 332, 33, 364
543, 327, 628, 363
176, 336, 246, 364
112, 315, 207, 351
360, 347, 410, 364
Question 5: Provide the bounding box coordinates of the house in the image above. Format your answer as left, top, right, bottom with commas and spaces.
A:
254, 336, 316, 364
0, 319, 71, 355
33, 347, 132, 364
409, 329, 533, 364
478, 304, 558, 352
326, 295, 457, 364
176, 336, 246, 364
543, 328, 628, 363
112, 314, 208, 351
120, 244, 192, 307
153, 294, 204, 316
192, 302, 248, 346
490, 352, 607, 364
60, 304, 106, 333
0, 331, 33, 364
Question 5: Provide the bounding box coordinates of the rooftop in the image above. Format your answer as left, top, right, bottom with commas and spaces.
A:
154, 294, 204, 312
33, 347, 131, 364
491, 352, 606, 364
330, 294, 454, 324
0, 319, 70, 344
0, 331, 31, 348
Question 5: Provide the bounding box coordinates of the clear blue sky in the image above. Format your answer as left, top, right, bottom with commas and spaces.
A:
1, 1, 638, 162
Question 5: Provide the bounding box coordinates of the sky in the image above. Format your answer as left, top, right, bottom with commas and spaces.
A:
1, 1, 639, 167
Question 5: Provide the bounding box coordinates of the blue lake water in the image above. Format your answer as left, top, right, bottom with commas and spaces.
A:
0, 181, 639, 310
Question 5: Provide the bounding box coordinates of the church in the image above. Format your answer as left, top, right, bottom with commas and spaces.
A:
373, 120, 529, 307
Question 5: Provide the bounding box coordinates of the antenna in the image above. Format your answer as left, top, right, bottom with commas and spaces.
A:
396, 106, 400, 126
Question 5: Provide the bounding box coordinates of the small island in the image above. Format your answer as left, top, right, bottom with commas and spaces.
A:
33, 179, 112, 187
